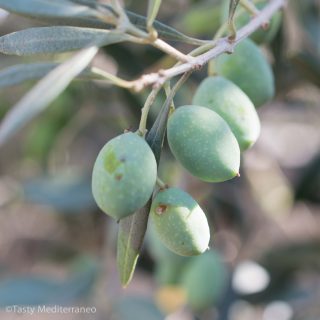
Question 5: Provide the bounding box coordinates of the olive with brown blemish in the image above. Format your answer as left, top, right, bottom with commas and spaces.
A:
150, 187, 210, 256
92, 132, 157, 220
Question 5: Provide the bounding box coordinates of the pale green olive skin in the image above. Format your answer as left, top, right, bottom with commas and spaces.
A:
210, 39, 275, 107
167, 105, 240, 182
181, 250, 228, 311
91, 132, 157, 220
192, 76, 261, 151
150, 188, 210, 257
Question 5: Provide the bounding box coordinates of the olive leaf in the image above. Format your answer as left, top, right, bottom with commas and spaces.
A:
117, 202, 152, 287
116, 95, 171, 287
147, 0, 162, 30
127, 11, 207, 45
0, 62, 118, 89
0, 63, 59, 88
0, 0, 96, 18
0, 46, 98, 146
0, 0, 113, 28
0, 27, 131, 56
0, 0, 205, 45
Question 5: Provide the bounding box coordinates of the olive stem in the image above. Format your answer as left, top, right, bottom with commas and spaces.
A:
164, 82, 175, 112
138, 86, 162, 137
138, 70, 191, 137
126, 25, 194, 63
129, 0, 287, 90
156, 177, 167, 189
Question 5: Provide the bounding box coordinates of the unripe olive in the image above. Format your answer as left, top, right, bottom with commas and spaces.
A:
91, 132, 157, 220
167, 105, 240, 182
181, 250, 228, 311
192, 76, 260, 151
150, 188, 210, 256
210, 39, 275, 107
221, 0, 282, 44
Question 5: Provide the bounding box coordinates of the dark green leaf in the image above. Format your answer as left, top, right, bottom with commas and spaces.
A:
146, 96, 172, 164
0, 27, 130, 56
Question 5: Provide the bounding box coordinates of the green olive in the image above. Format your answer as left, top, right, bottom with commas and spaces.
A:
167, 105, 240, 182
92, 132, 157, 220
150, 188, 210, 256
192, 76, 260, 151
210, 38, 275, 107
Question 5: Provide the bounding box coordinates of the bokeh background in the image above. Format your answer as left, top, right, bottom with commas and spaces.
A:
0, 0, 319, 319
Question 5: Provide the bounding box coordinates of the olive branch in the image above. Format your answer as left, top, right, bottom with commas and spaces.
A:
0, 0, 288, 288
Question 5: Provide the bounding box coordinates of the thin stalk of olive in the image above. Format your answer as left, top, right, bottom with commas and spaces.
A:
138, 86, 162, 137
156, 176, 167, 189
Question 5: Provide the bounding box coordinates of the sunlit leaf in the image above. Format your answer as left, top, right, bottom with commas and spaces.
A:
0, 27, 130, 56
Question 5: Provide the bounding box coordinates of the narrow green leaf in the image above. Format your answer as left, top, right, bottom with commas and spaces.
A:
0, 63, 58, 88
0, 0, 114, 28
0, 27, 130, 56
146, 97, 172, 164
117, 202, 151, 287
147, 0, 162, 29
0, 0, 205, 45
0, 46, 98, 146
0, 0, 96, 18
0, 63, 118, 88
127, 11, 207, 45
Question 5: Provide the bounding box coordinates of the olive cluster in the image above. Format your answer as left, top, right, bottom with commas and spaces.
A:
90, 0, 280, 310
92, 35, 275, 262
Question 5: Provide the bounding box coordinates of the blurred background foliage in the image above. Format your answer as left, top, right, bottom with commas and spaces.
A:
0, 0, 319, 319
